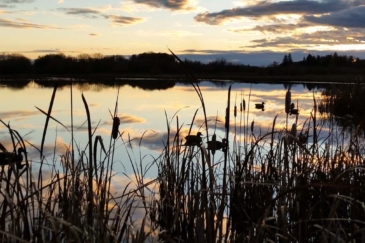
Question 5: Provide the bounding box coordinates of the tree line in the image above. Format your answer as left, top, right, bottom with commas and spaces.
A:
1, 51, 365, 76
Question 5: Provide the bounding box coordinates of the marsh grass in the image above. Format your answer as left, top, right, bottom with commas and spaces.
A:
152, 51, 365, 242
0, 83, 156, 242
1, 52, 365, 242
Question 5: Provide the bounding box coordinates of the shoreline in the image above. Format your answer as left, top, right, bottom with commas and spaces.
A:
0, 73, 364, 84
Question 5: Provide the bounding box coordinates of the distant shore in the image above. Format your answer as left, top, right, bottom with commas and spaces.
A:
0, 73, 364, 84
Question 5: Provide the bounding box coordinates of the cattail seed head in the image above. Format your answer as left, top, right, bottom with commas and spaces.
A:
285, 90, 291, 114
290, 123, 297, 137
112, 117, 120, 139
234, 105, 237, 117
243, 99, 246, 111
211, 134, 216, 155
287, 123, 297, 144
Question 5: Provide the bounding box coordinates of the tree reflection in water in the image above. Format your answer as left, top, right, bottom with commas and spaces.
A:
319, 80, 365, 134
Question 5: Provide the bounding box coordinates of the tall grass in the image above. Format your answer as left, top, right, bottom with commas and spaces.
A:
1, 53, 365, 242
0, 83, 156, 242
153, 52, 365, 242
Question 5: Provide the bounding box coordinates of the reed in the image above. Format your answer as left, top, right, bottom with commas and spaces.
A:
153, 52, 365, 242
0, 83, 155, 242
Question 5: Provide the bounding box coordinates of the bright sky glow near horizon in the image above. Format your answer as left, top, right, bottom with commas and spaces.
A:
1, 0, 365, 65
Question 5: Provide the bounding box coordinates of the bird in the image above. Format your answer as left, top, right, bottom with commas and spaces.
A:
290, 103, 295, 110
207, 139, 226, 151
184, 132, 203, 146
0, 147, 26, 169
289, 103, 299, 115
255, 102, 265, 111
290, 108, 299, 115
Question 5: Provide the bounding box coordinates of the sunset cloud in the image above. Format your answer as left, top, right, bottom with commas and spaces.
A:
0, 110, 41, 121
228, 23, 311, 34
249, 28, 365, 49
102, 114, 146, 126
304, 6, 365, 28
2, 0, 365, 63
59, 7, 101, 18
107, 15, 145, 26
133, 0, 197, 11
58, 7, 145, 26
0, 0, 34, 3
0, 17, 63, 29
0, 0, 33, 8
194, 0, 363, 25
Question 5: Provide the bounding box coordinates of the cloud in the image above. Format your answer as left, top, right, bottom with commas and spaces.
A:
0, 17, 63, 29
107, 15, 145, 26
130, 130, 168, 152
0, 0, 33, 8
228, 23, 311, 34
193, 0, 362, 25
133, 0, 197, 11
0, 110, 40, 121
102, 114, 146, 127
89, 33, 100, 36
178, 49, 365, 66
58, 7, 101, 19
0, 0, 34, 3
249, 28, 365, 49
136, 29, 201, 38
59, 7, 145, 26
120, 114, 146, 123
304, 6, 365, 28
23, 49, 62, 53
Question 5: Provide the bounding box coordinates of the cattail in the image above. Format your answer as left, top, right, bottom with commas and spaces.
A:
240, 103, 242, 112
112, 117, 120, 139
287, 123, 297, 144
285, 89, 291, 114
251, 120, 254, 134
234, 105, 237, 117
243, 99, 246, 111
211, 134, 216, 155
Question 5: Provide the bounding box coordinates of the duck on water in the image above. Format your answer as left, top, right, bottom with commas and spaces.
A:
255, 102, 265, 111
184, 132, 203, 146
0, 147, 26, 169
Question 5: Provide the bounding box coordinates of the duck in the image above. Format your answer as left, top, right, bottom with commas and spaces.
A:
290, 108, 299, 115
207, 140, 223, 151
207, 138, 227, 152
255, 102, 265, 111
289, 103, 299, 115
0, 147, 26, 169
184, 132, 203, 146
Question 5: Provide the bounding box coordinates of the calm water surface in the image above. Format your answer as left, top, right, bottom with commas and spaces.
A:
0, 80, 329, 178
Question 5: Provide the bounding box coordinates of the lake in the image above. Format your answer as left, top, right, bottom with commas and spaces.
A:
0, 79, 335, 178
2, 78, 365, 242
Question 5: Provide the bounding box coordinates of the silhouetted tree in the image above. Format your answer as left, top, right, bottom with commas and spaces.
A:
0, 53, 32, 74
1, 51, 365, 78
34, 53, 72, 74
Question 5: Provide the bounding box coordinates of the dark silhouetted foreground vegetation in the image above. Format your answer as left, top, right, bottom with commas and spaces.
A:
0, 52, 365, 242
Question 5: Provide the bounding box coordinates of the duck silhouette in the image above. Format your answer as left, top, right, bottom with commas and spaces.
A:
207, 138, 227, 152
289, 103, 299, 115
255, 102, 265, 111
184, 132, 203, 146
0, 147, 26, 169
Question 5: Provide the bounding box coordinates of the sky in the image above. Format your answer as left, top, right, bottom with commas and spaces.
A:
1, 0, 365, 66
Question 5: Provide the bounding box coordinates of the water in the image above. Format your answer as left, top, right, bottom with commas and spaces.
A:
0, 79, 329, 179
